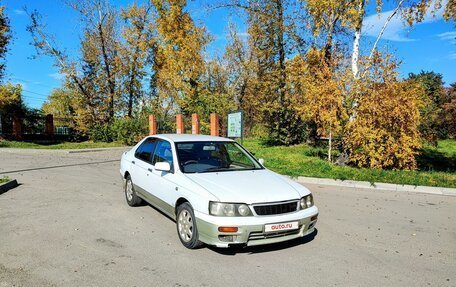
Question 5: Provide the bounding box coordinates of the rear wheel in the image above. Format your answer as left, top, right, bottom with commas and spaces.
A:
124, 175, 142, 207
176, 202, 203, 249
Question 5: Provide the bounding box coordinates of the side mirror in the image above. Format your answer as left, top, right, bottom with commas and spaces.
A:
258, 158, 265, 165
155, 162, 171, 172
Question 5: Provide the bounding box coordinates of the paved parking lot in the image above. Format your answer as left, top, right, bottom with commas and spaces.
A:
0, 148, 455, 287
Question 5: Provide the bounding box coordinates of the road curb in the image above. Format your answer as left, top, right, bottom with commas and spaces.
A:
293, 176, 456, 197
0, 179, 18, 195
67, 147, 131, 154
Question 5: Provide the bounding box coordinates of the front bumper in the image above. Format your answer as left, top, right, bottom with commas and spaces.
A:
195, 206, 318, 248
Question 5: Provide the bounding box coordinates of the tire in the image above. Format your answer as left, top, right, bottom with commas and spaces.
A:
124, 175, 142, 207
176, 202, 203, 249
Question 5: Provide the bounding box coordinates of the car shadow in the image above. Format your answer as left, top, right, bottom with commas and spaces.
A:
207, 229, 318, 256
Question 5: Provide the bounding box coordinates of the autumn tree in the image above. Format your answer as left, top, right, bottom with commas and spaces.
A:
345, 53, 424, 170
220, 0, 305, 144
70, 0, 119, 121
28, 0, 159, 133
42, 88, 75, 118
407, 70, 447, 141
151, 0, 209, 117
288, 49, 349, 161
27, 1, 119, 129
0, 5, 11, 81
198, 57, 235, 133
301, 0, 356, 63
118, 2, 155, 118
223, 23, 261, 135
0, 83, 23, 116
442, 83, 456, 138
0, 83, 25, 133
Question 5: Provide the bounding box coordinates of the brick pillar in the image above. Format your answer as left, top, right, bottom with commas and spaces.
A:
191, 114, 200, 135
176, 114, 184, 134
12, 115, 22, 140
149, 115, 157, 135
45, 114, 54, 136
210, 113, 220, 136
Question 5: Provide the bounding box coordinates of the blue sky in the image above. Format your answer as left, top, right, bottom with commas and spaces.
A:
2, 0, 455, 109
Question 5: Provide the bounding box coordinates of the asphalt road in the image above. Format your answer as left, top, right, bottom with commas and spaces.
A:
0, 148, 455, 287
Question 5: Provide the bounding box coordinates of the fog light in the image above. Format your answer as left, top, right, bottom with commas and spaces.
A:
218, 235, 235, 242
218, 226, 238, 233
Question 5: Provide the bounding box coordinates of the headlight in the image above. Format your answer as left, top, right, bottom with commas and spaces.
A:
300, 194, 314, 209
209, 202, 252, 216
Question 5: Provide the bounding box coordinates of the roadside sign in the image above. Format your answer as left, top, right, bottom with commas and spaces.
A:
227, 111, 243, 140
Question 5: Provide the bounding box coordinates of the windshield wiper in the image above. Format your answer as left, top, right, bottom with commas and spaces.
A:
204, 167, 231, 172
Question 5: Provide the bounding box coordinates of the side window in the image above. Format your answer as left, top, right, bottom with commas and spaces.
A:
153, 140, 173, 167
135, 138, 157, 163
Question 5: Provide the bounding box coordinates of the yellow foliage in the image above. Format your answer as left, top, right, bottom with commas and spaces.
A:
288, 49, 348, 138
0, 83, 22, 114
345, 78, 424, 170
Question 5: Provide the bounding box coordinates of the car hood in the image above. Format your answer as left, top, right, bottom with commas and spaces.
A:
184, 169, 303, 204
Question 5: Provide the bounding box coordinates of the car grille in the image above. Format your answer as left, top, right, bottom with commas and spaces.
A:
248, 228, 301, 241
253, 201, 298, 216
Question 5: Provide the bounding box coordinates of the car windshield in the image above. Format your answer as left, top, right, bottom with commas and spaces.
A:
176, 141, 262, 173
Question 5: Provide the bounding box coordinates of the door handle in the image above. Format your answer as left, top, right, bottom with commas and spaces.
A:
148, 168, 153, 172
132, 160, 135, 164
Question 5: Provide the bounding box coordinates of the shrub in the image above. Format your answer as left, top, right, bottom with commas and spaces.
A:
111, 118, 147, 145
345, 80, 423, 170
89, 123, 114, 143
88, 117, 147, 145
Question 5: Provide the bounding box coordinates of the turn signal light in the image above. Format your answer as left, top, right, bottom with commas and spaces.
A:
218, 226, 238, 233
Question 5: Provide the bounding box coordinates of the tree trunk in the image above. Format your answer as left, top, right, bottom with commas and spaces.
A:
97, 19, 116, 122
323, 13, 338, 64
351, 0, 365, 80
328, 126, 332, 162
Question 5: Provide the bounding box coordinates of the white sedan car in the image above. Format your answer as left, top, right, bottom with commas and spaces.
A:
120, 134, 318, 249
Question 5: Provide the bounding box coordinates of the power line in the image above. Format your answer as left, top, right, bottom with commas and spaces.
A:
22, 95, 47, 101
22, 89, 49, 98
9, 77, 59, 89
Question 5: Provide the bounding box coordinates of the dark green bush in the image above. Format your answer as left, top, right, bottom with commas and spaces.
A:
111, 118, 147, 146
88, 118, 147, 145
89, 123, 114, 143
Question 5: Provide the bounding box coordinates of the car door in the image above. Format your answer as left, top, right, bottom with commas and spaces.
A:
149, 139, 179, 218
130, 137, 157, 196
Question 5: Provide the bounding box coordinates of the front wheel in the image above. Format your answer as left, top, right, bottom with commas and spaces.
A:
124, 175, 142, 207
176, 202, 203, 249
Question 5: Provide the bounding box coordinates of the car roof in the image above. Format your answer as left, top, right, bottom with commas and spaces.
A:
151, 134, 234, 143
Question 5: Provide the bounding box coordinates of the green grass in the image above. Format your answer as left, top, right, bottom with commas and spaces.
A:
1, 138, 454, 187
0, 176, 10, 184
0, 140, 126, 150
242, 139, 456, 188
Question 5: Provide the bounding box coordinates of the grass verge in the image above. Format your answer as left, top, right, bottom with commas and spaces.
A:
0, 176, 10, 184
243, 139, 456, 188
0, 140, 125, 150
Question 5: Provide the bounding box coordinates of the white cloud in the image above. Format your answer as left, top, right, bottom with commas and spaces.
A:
438, 31, 456, 41
363, 0, 446, 42
449, 53, 456, 60
13, 9, 25, 16
49, 73, 65, 80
